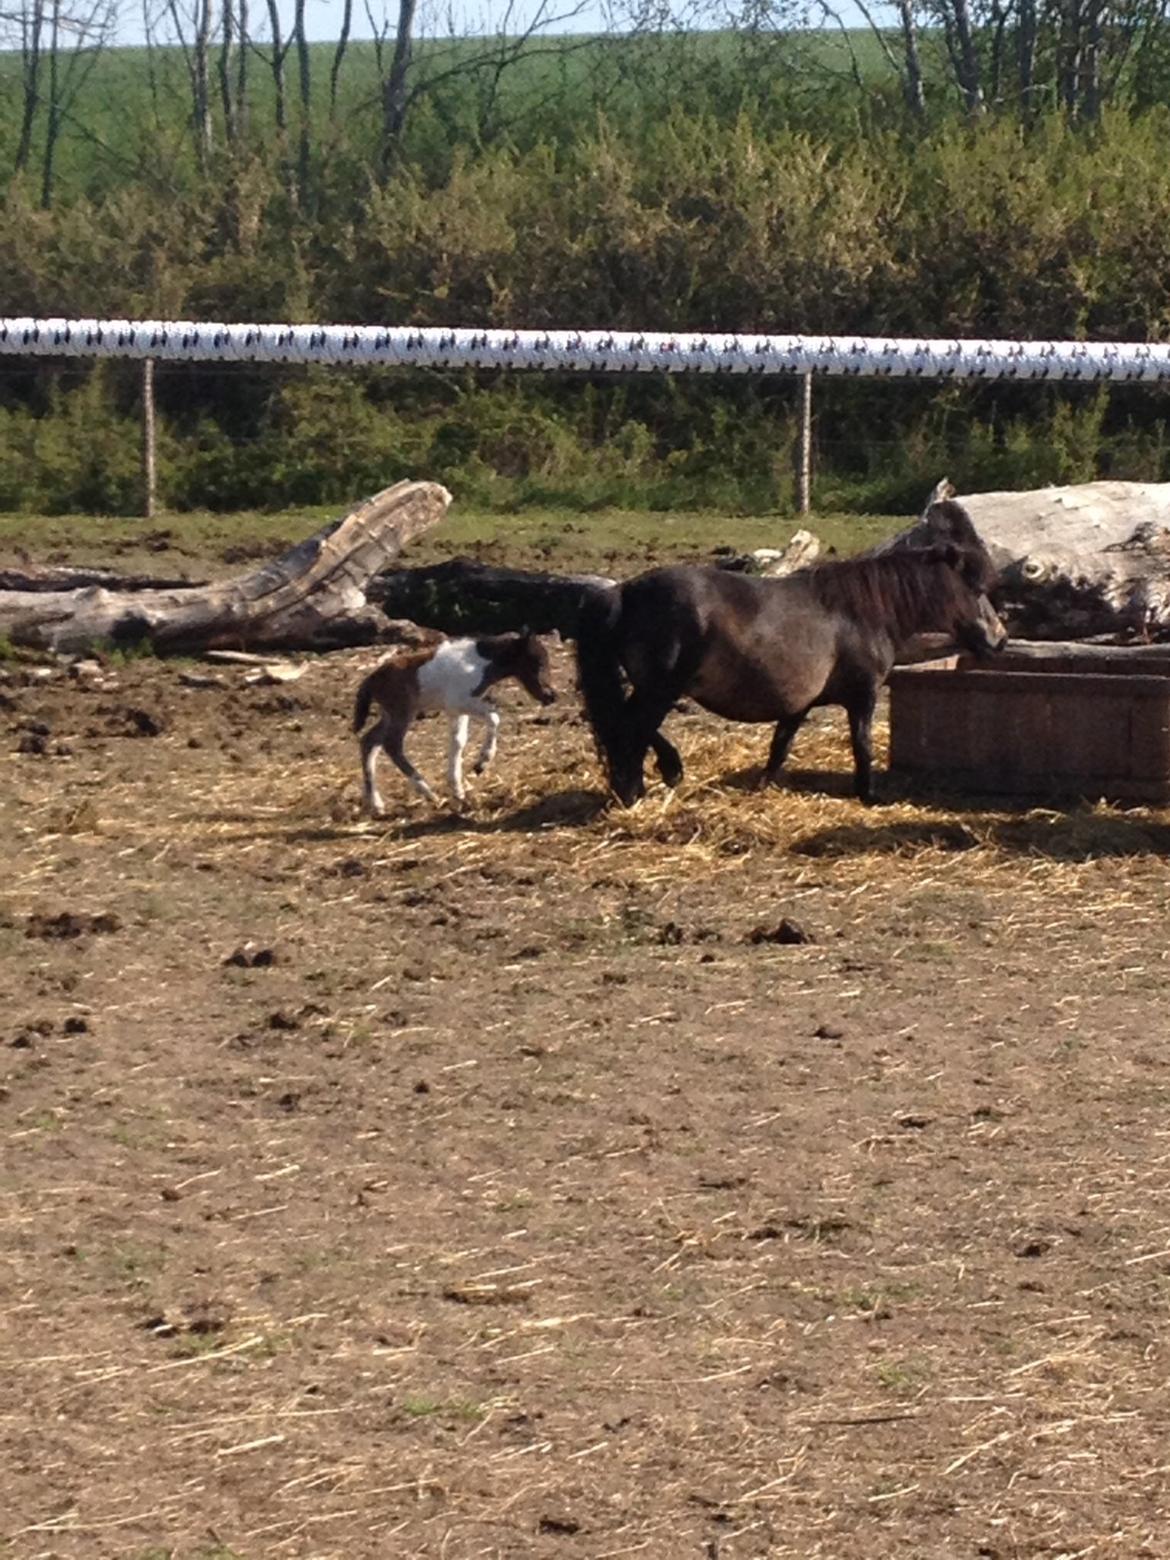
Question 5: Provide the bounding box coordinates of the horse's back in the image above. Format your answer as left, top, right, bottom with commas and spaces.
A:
622, 564, 771, 627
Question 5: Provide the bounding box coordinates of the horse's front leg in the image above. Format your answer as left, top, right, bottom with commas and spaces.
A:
758, 712, 807, 790
447, 713, 471, 806
847, 692, 877, 803
470, 700, 501, 776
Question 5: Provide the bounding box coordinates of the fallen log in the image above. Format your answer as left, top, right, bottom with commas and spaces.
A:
370, 530, 825, 638
370, 557, 616, 639
0, 480, 451, 655
0, 563, 199, 593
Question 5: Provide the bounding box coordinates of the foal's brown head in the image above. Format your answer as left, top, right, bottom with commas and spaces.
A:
477, 632, 557, 705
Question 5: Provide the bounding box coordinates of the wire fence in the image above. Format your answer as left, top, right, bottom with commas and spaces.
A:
3, 319, 1170, 518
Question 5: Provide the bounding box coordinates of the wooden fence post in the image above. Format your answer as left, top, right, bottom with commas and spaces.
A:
142, 358, 157, 520
796, 369, 813, 516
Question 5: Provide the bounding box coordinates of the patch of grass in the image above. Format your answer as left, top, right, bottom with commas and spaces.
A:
400, 1395, 485, 1423
873, 1355, 931, 1394
107, 1240, 169, 1283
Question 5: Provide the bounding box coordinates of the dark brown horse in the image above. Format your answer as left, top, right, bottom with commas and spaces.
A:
575, 543, 1007, 805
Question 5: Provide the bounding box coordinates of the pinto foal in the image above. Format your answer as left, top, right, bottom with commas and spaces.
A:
353, 633, 556, 815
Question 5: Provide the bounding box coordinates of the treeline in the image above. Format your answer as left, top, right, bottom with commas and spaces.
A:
4, 18, 1170, 513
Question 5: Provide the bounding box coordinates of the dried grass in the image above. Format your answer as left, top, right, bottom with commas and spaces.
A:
6, 649, 1170, 1558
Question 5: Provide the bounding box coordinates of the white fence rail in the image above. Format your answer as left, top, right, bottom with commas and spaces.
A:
1, 318, 1169, 380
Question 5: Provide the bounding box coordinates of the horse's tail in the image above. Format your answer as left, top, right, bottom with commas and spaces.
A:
575, 585, 628, 787
352, 668, 378, 734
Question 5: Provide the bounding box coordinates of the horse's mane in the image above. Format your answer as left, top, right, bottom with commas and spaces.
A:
801, 547, 992, 637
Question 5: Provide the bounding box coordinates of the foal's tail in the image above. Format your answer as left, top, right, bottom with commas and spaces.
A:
352, 668, 378, 733
575, 585, 628, 786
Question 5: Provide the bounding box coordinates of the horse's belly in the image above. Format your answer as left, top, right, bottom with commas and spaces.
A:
690, 656, 819, 722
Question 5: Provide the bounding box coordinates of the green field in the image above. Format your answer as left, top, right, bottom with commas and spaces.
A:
0, 28, 923, 195
0, 501, 900, 578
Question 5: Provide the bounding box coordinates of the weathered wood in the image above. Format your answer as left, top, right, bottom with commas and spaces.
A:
889, 651, 1170, 802
0, 563, 199, 594
0, 480, 451, 655
750, 528, 822, 577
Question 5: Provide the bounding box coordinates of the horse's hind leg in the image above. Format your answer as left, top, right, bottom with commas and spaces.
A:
616, 685, 689, 802
759, 712, 808, 790
382, 717, 440, 807
360, 722, 389, 817
846, 691, 878, 802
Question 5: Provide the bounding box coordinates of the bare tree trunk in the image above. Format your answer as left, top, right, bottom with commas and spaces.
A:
293, 0, 311, 200
40, 0, 61, 208
330, 0, 353, 116
1017, 0, 1038, 118
986, 0, 1010, 105
16, 0, 45, 174
218, 0, 237, 146
265, 0, 287, 133
896, 0, 926, 120
1059, 0, 1083, 115
381, 0, 417, 166
235, 0, 248, 138
948, 0, 985, 116
193, 0, 213, 164
1081, 0, 1105, 119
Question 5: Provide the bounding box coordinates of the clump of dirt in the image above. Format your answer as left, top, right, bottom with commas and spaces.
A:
25, 909, 121, 939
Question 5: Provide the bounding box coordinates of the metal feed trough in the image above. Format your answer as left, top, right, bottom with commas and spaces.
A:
888, 644, 1170, 803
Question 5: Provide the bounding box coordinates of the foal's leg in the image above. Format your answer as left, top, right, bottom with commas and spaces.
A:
847, 690, 878, 803
360, 721, 389, 817
758, 712, 808, 790
381, 716, 439, 807
447, 713, 471, 805
472, 704, 501, 775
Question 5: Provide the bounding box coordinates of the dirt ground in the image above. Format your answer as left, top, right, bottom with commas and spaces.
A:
4, 526, 1170, 1559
